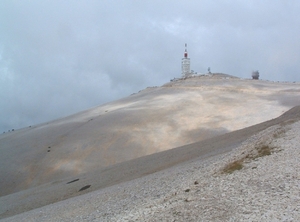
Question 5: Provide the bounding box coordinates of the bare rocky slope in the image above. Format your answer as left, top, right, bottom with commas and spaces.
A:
1, 73, 300, 220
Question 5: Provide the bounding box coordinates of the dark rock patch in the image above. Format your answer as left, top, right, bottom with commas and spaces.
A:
79, 185, 91, 191
66, 179, 79, 184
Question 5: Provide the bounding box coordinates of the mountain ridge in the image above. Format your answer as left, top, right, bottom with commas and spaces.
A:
1, 105, 300, 220
1, 73, 300, 197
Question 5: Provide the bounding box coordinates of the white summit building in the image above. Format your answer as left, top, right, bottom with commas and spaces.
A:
181, 43, 191, 78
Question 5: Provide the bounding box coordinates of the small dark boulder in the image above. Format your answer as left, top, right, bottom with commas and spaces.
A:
79, 185, 91, 192
66, 179, 79, 184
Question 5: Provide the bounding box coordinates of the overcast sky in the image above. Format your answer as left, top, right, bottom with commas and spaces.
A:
1, 0, 300, 132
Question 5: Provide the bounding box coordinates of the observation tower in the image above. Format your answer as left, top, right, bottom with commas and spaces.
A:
181, 43, 191, 78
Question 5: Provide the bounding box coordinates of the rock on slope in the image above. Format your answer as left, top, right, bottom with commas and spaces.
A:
1, 73, 300, 197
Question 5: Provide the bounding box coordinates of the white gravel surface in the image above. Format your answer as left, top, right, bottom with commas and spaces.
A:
2, 74, 300, 198
3, 119, 300, 221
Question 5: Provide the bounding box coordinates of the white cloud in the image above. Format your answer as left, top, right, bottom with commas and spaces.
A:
1, 0, 300, 132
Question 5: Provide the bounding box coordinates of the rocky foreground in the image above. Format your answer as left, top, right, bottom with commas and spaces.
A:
3, 108, 300, 221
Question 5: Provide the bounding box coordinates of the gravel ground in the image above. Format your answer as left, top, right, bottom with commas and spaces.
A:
2, 74, 299, 198
3, 119, 300, 221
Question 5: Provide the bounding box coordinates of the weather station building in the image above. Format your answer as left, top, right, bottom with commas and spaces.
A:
181, 43, 191, 78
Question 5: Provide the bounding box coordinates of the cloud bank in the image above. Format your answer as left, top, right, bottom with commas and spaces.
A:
1, 0, 300, 132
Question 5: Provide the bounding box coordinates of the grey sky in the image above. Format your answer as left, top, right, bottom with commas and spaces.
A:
1, 0, 300, 132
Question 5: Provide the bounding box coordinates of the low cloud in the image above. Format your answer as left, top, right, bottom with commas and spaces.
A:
1, 0, 300, 132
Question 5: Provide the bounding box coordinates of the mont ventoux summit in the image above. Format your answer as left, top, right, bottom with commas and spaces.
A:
1, 44, 300, 221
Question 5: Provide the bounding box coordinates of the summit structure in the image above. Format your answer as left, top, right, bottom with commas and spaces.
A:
181, 43, 191, 78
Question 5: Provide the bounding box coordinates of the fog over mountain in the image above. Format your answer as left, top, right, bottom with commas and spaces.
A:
1, 1, 300, 132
